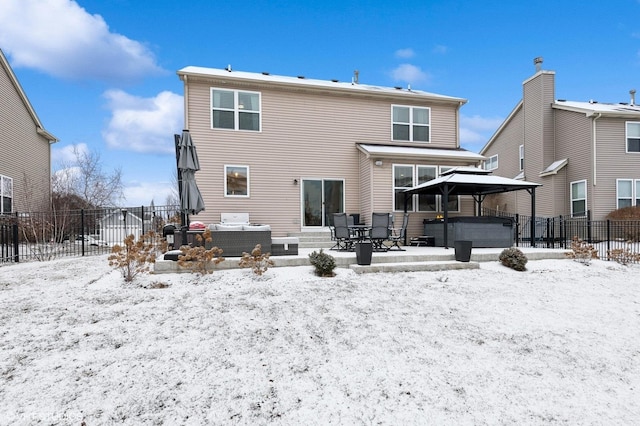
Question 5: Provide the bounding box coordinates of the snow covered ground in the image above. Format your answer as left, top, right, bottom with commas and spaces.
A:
1, 254, 638, 425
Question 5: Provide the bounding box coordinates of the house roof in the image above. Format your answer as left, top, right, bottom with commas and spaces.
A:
540, 158, 568, 177
357, 144, 485, 162
178, 66, 467, 105
553, 100, 640, 118
403, 170, 541, 196
0, 49, 58, 143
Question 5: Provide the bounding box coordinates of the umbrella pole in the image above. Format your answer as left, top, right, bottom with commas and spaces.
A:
174, 134, 187, 228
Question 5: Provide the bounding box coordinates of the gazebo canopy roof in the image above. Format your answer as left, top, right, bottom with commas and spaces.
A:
404, 167, 541, 196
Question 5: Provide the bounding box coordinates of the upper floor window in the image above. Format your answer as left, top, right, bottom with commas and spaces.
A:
392, 105, 430, 142
225, 165, 249, 197
571, 180, 587, 217
616, 179, 640, 209
211, 89, 261, 131
519, 145, 524, 171
1, 175, 13, 214
483, 155, 498, 171
627, 122, 640, 152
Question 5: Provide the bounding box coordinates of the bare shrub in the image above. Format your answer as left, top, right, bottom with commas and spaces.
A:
239, 244, 275, 276
565, 236, 599, 265
177, 229, 224, 275
108, 231, 161, 282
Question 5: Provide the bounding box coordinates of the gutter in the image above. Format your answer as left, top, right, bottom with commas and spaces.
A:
591, 113, 601, 187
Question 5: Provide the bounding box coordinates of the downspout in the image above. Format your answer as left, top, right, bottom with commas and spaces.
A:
183, 75, 189, 129
592, 113, 601, 187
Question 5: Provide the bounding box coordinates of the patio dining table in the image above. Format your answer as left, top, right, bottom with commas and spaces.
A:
349, 224, 371, 241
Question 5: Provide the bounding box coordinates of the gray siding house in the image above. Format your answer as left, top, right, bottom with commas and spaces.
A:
177, 66, 484, 239
480, 59, 640, 221
0, 49, 57, 213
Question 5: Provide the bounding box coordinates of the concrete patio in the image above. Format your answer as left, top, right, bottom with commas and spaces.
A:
153, 245, 571, 275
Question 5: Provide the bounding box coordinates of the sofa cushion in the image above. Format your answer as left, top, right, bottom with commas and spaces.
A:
243, 224, 271, 231
215, 224, 244, 231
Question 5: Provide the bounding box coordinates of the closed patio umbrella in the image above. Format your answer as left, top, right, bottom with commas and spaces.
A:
175, 130, 205, 224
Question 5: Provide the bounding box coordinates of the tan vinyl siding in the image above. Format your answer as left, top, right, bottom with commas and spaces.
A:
185, 75, 465, 236
0, 63, 51, 212
592, 117, 640, 218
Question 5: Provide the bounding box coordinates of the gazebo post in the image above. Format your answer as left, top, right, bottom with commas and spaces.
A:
530, 187, 536, 248
442, 184, 450, 249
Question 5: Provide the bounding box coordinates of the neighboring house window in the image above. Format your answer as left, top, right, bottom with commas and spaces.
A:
225, 165, 249, 197
519, 145, 524, 171
483, 155, 498, 171
393, 165, 414, 211
211, 89, 261, 131
627, 122, 640, 153
616, 179, 640, 209
571, 180, 587, 217
0, 175, 12, 214
393, 164, 459, 212
392, 105, 430, 142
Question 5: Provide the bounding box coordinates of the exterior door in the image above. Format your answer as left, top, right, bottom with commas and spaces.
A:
302, 179, 344, 227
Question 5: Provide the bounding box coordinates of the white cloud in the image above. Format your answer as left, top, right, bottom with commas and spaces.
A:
102, 90, 183, 154
433, 44, 448, 54
51, 143, 90, 166
459, 114, 504, 149
390, 64, 430, 85
123, 180, 176, 207
395, 48, 415, 59
0, 0, 164, 81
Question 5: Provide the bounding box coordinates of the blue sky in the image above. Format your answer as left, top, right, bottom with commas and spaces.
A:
1, 0, 639, 207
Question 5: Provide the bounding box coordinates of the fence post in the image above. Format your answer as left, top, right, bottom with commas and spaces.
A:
606, 220, 611, 261
587, 210, 592, 243
12, 222, 19, 262
141, 205, 145, 236
515, 213, 520, 247
81, 209, 85, 257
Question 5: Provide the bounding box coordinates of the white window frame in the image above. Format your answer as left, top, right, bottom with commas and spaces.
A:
0, 175, 13, 214
211, 88, 261, 132
484, 155, 498, 171
519, 145, 524, 171
570, 179, 587, 217
224, 165, 250, 197
616, 179, 640, 209
417, 165, 438, 212
392, 164, 459, 213
626, 122, 640, 153
391, 105, 431, 142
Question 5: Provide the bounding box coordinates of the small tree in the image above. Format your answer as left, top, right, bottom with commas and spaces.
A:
309, 249, 336, 277
499, 247, 528, 271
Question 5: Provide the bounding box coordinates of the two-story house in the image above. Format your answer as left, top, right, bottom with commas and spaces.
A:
480, 58, 640, 221
176, 66, 484, 238
0, 49, 57, 214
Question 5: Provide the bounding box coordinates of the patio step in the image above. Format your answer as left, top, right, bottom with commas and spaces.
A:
350, 260, 479, 274
287, 230, 334, 249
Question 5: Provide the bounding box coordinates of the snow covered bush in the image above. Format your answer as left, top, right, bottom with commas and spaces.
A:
239, 244, 274, 276
309, 249, 336, 277
565, 236, 599, 265
499, 247, 528, 271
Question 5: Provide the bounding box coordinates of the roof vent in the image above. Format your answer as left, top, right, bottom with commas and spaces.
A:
225, 64, 232, 72
394, 86, 402, 90
353, 69, 359, 84
331, 79, 339, 83
297, 75, 305, 79
262, 71, 270, 75
631, 89, 636, 106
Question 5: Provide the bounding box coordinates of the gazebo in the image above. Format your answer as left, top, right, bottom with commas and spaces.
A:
403, 167, 542, 248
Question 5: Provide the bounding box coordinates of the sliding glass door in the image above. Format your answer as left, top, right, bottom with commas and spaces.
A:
302, 179, 344, 227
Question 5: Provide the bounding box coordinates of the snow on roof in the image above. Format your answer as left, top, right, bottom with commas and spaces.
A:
554, 100, 640, 116
357, 144, 485, 161
404, 170, 541, 195
540, 158, 568, 177
178, 66, 467, 104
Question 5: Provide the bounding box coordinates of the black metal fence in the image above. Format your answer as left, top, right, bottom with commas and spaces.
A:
483, 208, 640, 263
0, 205, 180, 264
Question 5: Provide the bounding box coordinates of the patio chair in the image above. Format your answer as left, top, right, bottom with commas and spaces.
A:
333, 213, 357, 251
388, 212, 409, 251
326, 213, 338, 250
369, 212, 391, 252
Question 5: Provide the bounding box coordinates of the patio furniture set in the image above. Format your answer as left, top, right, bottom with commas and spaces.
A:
329, 212, 409, 252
